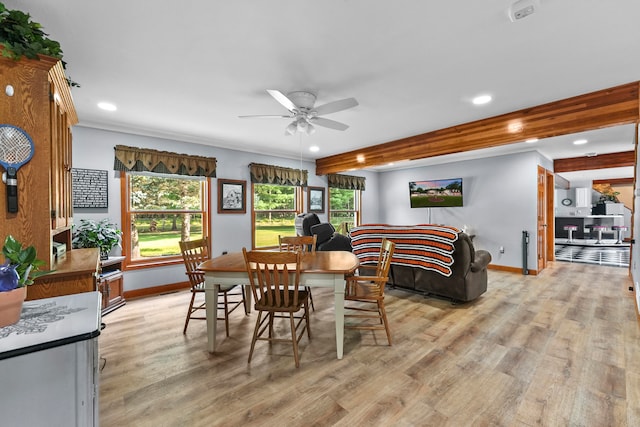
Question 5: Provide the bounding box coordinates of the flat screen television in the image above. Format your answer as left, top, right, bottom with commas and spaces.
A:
409, 178, 463, 208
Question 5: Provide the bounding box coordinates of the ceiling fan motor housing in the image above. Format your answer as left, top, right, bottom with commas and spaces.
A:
287, 91, 317, 110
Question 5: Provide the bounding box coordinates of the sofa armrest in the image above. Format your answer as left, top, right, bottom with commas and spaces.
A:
470, 250, 492, 272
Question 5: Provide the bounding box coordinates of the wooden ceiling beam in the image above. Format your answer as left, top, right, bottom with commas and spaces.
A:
593, 177, 634, 185
554, 151, 635, 173
315, 81, 640, 175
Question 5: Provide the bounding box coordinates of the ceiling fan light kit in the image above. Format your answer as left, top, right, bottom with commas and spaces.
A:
240, 90, 358, 136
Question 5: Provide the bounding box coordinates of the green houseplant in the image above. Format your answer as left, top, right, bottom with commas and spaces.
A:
72, 219, 122, 260
0, 2, 79, 86
0, 235, 49, 327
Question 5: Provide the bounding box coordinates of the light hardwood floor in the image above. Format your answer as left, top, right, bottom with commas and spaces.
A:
99, 261, 640, 426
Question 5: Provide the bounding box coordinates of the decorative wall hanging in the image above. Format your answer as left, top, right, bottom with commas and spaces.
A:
308, 186, 325, 213
218, 179, 246, 214
72, 168, 109, 208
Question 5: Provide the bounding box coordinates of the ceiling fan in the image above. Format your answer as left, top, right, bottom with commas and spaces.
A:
239, 90, 358, 136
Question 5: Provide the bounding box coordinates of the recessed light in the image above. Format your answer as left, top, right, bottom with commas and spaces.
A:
98, 102, 117, 111
573, 139, 588, 145
525, 138, 538, 143
309, 145, 319, 153
472, 94, 492, 105
586, 152, 598, 157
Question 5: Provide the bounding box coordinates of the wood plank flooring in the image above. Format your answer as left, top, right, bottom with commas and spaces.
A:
99, 261, 640, 426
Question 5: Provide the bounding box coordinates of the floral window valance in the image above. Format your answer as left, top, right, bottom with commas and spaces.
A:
327, 173, 366, 190
249, 163, 308, 186
113, 145, 217, 177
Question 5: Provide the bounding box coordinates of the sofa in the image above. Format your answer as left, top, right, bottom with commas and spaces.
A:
349, 224, 491, 302
294, 213, 352, 252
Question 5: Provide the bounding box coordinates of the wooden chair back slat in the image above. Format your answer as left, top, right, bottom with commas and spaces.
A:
376, 237, 395, 282
179, 237, 210, 289
243, 249, 302, 309
279, 234, 317, 253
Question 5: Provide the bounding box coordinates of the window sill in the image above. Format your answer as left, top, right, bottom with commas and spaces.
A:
124, 257, 184, 271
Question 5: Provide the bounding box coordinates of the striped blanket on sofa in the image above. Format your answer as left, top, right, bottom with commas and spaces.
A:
349, 224, 461, 277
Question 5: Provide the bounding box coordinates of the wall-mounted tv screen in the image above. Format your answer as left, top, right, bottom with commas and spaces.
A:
409, 178, 463, 208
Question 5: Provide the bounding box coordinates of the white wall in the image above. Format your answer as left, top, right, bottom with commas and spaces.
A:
378, 151, 540, 270
72, 126, 379, 291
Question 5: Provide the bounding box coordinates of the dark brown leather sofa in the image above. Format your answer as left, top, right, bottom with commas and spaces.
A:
350, 225, 491, 303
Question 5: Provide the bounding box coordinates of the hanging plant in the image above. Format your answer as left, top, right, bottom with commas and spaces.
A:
0, 2, 79, 87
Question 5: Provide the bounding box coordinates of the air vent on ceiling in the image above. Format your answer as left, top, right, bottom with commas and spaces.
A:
508, 0, 540, 22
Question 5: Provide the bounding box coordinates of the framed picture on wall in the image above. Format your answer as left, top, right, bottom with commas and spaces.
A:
218, 179, 246, 214
308, 186, 325, 213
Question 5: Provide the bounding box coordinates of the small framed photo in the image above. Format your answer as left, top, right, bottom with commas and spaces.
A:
218, 179, 246, 214
308, 186, 325, 213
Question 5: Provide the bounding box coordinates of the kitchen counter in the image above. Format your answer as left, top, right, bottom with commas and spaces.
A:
556, 215, 623, 218
555, 215, 625, 239
0, 291, 101, 426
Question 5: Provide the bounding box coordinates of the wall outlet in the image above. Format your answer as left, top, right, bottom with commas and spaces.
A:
499, 246, 505, 254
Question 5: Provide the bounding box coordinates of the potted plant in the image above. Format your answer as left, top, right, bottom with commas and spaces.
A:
0, 2, 79, 86
72, 219, 122, 260
0, 235, 49, 327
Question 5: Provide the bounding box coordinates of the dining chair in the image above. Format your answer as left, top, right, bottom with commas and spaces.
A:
179, 237, 247, 336
242, 248, 311, 368
278, 234, 317, 310
344, 237, 395, 345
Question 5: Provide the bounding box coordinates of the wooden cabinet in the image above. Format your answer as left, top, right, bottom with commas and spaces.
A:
0, 54, 78, 271
28, 248, 99, 300
98, 256, 126, 315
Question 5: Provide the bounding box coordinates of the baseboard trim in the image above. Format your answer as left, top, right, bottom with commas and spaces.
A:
488, 264, 538, 275
127, 264, 540, 298
124, 281, 190, 300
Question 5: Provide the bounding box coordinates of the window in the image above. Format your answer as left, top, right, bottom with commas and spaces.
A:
253, 183, 302, 248
329, 188, 361, 231
121, 172, 210, 268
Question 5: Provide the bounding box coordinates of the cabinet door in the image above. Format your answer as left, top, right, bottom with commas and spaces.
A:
99, 273, 125, 314
49, 82, 73, 231
575, 187, 590, 207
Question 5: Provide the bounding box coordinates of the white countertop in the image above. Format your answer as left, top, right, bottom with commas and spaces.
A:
0, 291, 101, 360
556, 215, 623, 218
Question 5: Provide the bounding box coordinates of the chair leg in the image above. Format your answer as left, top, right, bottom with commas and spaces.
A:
223, 289, 230, 337
268, 312, 275, 340
307, 287, 315, 311
290, 313, 300, 368
304, 301, 311, 339
241, 285, 249, 315
248, 311, 263, 364
378, 300, 392, 346
183, 291, 197, 334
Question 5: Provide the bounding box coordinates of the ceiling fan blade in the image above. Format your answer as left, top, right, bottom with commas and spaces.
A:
313, 98, 358, 116
267, 89, 298, 112
238, 114, 292, 119
310, 117, 349, 131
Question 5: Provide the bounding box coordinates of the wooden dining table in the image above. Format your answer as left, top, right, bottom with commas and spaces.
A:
198, 250, 359, 359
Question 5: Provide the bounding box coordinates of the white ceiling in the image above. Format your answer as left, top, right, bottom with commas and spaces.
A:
5, 0, 639, 180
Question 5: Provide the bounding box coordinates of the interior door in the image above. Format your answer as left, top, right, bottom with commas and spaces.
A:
537, 166, 547, 272
546, 170, 555, 262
